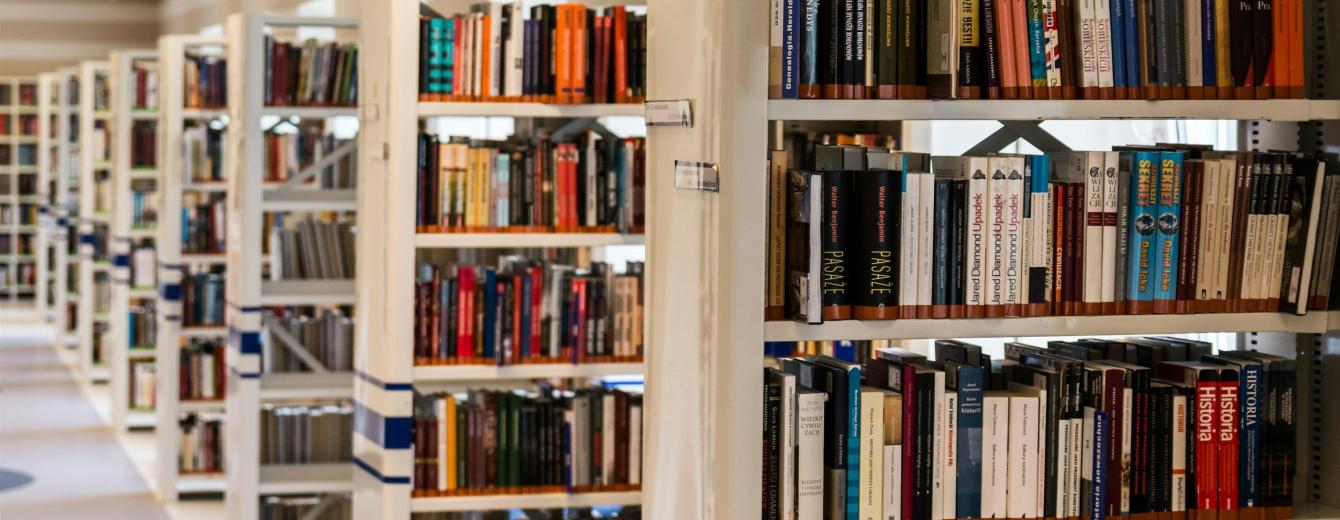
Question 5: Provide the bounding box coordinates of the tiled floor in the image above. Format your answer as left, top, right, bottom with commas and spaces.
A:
0, 324, 222, 520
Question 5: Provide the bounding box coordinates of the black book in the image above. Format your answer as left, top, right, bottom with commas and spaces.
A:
816, 146, 854, 320
822, 0, 843, 97
932, 177, 952, 314
950, 179, 967, 310
1230, 0, 1255, 88
933, 339, 984, 367
874, 0, 897, 95
763, 374, 782, 519
980, 0, 1000, 92
853, 168, 899, 319
957, 0, 982, 92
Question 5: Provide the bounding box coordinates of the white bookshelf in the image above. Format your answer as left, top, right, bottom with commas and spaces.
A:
37, 73, 57, 323
76, 60, 112, 383
53, 67, 80, 346
637, 2, 1340, 518
352, 2, 648, 517
155, 33, 230, 500
224, 14, 360, 520
107, 49, 160, 431
0, 76, 41, 310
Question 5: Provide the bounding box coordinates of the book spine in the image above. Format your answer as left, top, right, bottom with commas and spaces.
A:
934, 179, 952, 317
859, 390, 884, 520
801, 0, 822, 97
981, 0, 1002, 95
798, 392, 827, 519
1028, 156, 1052, 315
967, 159, 989, 317
768, 152, 789, 320
932, 375, 946, 520
1005, 159, 1025, 317
928, 0, 958, 97
783, 0, 800, 98
1094, 0, 1115, 91
1008, 395, 1041, 518
902, 366, 917, 520
959, 0, 984, 97
855, 169, 899, 319
981, 395, 1008, 518
951, 180, 968, 317
877, 0, 899, 97
772, 0, 785, 98
1153, 153, 1183, 312
944, 390, 959, 519
1114, 154, 1132, 311
1240, 364, 1262, 507
957, 367, 984, 517
988, 159, 1008, 316
821, 171, 854, 320
886, 444, 903, 519
901, 172, 920, 318
918, 174, 935, 318
1043, 0, 1062, 88
764, 380, 781, 519
1029, 0, 1049, 89
1101, 152, 1119, 313
1110, 0, 1128, 93
1084, 153, 1105, 314
1194, 377, 1218, 511
1218, 372, 1240, 513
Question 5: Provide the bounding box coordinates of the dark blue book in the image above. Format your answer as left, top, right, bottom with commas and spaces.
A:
1201, 0, 1216, 87
482, 268, 496, 361
949, 361, 984, 517
1110, 0, 1128, 91
806, 355, 861, 520
1092, 407, 1109, 520
781, 0, 799, 98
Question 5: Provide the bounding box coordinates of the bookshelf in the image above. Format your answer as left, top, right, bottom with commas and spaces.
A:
108, 49, 160, 431
352, 1, 648, 517
77, 60, 112, 383
154, 33, 229, 500
0, 76, 41, 310
37, 73, 58, 324
633, 1, 1340, 518
51, 67, 80, 347
224, 14, 360, 520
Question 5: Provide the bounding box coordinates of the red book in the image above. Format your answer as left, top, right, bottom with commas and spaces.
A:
612, 7, 628, 103
457, 266, 474, 359
430, 270, 442, 359
529, 265, 544, 358
1097, 364, 1126, 517
1052, 183, 1066, 314
1217, 368, 1241, 512
1159, 361, 1220, 512
572, 278, 587, 362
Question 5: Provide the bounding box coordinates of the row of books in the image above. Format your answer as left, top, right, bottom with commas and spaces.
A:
181, 192, 225, 254
416, 133, 646, 233
179, 412, 223, 474
267, 219, 356, 281
127, 300, 156, 348
129, 359, 156, 411
0, 265, 36, 288
414, 259, 645, 366
262, 496, 349, 519
259, 403, 353, 465
261, 309, 354, 373
180, 338, 225, 401
183, 53, 226, 109
0, 83, 38, 106
0, 143, 38, 166
131, 121, 157, 167
412, 387, 643, 497
93, 74, 109, 112
264, 126, 356, 188
768, 143, 1340, 323
762, 338, 1296, 520
130, 242, 155, 289
767, 0, 1332, 100
0, 114, 39, 136
131, 185, 158, 229
262, 36, 358, 107
182, 126, 225, 183
417, 3, 647, 103
88, 123, 109, 162
131, 61, 158, 110
0, 204, 39, 226
181, 271, 224, 327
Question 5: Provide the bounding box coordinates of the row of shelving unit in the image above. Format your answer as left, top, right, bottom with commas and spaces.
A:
76, 60, 111, 382
0, 76, 43, 309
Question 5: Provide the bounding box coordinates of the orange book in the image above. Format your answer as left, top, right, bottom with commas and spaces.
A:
1271, 0, 1286, 97
1289, 0, 1304, 97
613, 6, 628, 103
996, 0, 1018, 98
1012, 0, 1031, 99
573, 6, 588, 103
480, 14, 493, 101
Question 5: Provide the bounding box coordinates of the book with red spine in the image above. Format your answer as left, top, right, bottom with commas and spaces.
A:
1216, 366, 1240, 514
530, 265, 544, 358
1157, 361, 1221, 515
458, 266, 475, 360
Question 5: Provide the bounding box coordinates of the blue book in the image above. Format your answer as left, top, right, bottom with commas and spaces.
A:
799, 0, 819, 91
1092, 409, 1108, 520
951, 362, 984, 517
1028, 0, 1047, 86
806, 355, 861, 520
482, 268, 497, 362
781, 0, 800, 98
1110, 0, 1127, 90
1201, 0, 1216, 87
1028, 155, 1051, 306
520, 273, 532, 360
495, 153, 509, 226
833, 340, 856, 363
1123, 0, 1139, 90
1153, 152, 1183, 308
1125, 151, 1159, 307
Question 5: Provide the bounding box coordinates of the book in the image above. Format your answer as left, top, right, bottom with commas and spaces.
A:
798, 389, 828, 518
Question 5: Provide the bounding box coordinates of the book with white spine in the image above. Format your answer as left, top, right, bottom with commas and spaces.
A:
506, 2, 525, 97
798, 390, 827, 519
1216, 158, 1237, 304
1004, 156, 1026, 316
860, 388, 886, 520
919, 172, 936, 316
980, 392, 1009, 518
1119, 386, 1132, 513
1101, 151, 1119, 312
967, 157, 991, 316
1093, 0, 1114, 88
774, 370, 798, 520
931, 371, 946, 520
986, 157, 1009, 316
885, 444, 902, 520
1078, 0, 1100, 88
1084, 152, 1105, 314
943, 390, 958, 520
1197, 159, 1221, 303
901, 171, 920, 317
488, 2, 503, 97
1185, 0, 1203, 88
1171, 392, 1188, 511
1006, 390, 1040, 518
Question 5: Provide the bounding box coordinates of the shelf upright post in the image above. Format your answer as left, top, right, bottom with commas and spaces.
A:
1, 78, 10, 305
351, 0, 417, 517
639, 0, 768, 517
108, 49, 159, 431
77, 60, 111, 383
37, 73, 56, 323
54, 67, 78, 345
224, 14, 267, 520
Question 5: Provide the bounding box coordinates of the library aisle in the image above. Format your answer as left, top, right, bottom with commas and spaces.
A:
0, 324, 219, 520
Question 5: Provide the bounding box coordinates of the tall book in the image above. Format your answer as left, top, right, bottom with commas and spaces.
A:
1152, 152, 1184, 313
797, 389, 828, 519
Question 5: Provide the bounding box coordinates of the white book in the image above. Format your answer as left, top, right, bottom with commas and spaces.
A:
861, 388, 886, 520
602, 393, 615, 485
1197, 160, 1221, 302
981, 393, 1009, 518
629, 404, 642, 485
918, 172, 935, 312
488, 2, 503, 98
1186, 0, 1203, 87
943, 390, 958, 520
1070, 416, 1083, 517
966, 157, 991, 311
1004, 156, 1026, 314
798, 390, 828, 520
987, 158, 1009, 313
886, 444, 902, 520
506, 2, 525, 97
1078, 0, 1099, 88
1101, 151, 1119, 309
1120, 387, 1132, 513
1092, 0, 1114, 88
901, 172, 920, 311
1057, 416, 1073, 517
931, 371, 946, 520
1171, 393, 1188, 511
1217, 158, 1237, 302
438, 399, 451, 490
1084, 152, 1105, 311
1006, 385, 1042, 518
778, 372, 798, 520
1043, 0, 1062, 86
1242, 166, 1263, 301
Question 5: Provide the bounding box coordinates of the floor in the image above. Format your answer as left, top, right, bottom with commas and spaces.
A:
0, 322, 223, 520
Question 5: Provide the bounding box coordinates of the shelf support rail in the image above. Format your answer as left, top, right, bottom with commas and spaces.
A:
261, 314, 331, 373
297, 494, 344, 520
963, 120, 1074, 155
283, 140, 357, 188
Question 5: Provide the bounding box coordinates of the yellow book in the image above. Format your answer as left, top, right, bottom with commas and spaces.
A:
442, 394, 457, 491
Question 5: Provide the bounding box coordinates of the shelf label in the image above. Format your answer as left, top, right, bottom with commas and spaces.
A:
645, 99, 693, 128
674, 161, 719, 192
